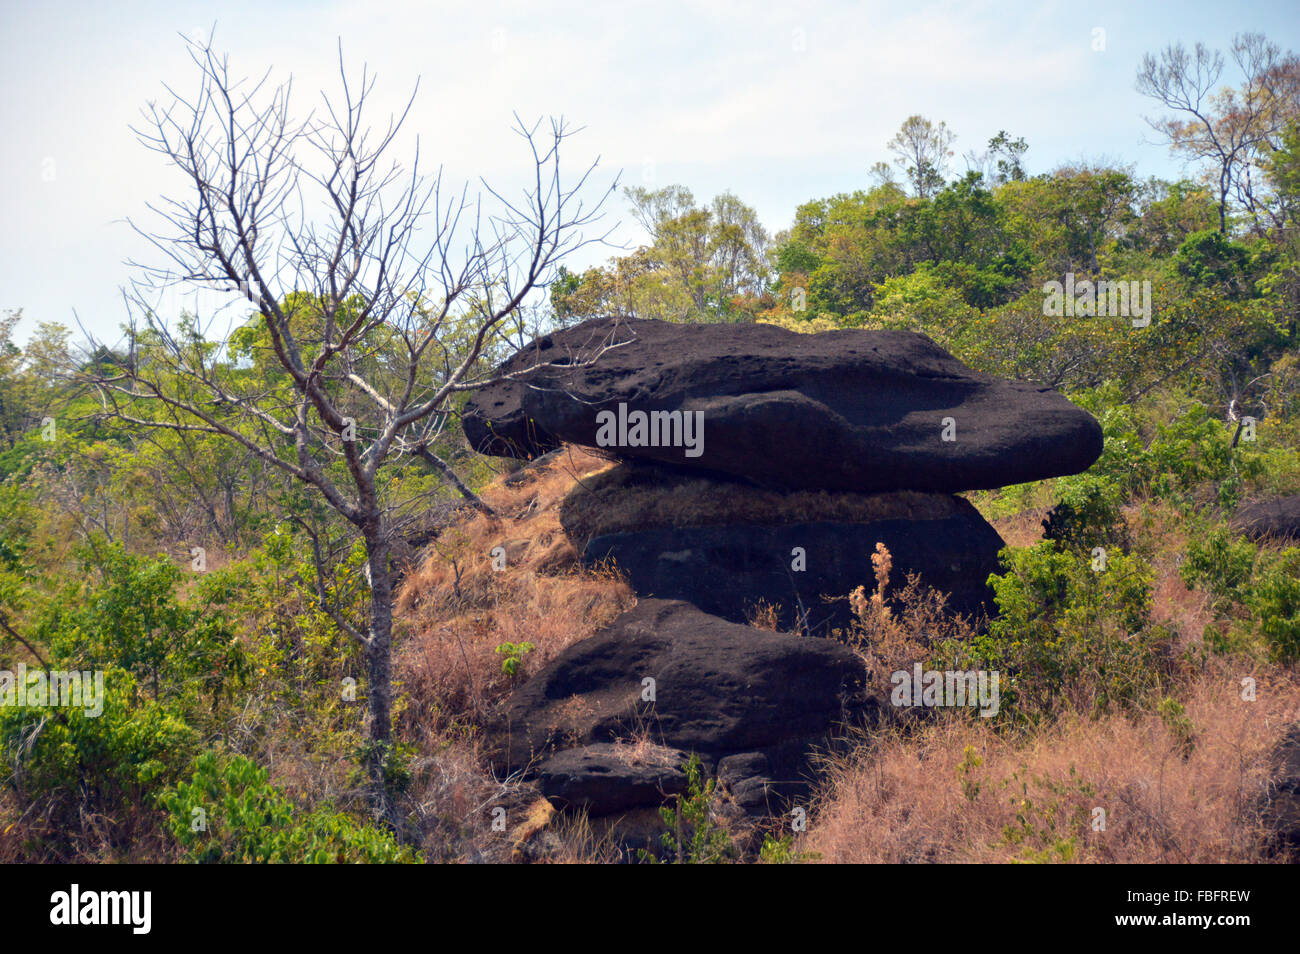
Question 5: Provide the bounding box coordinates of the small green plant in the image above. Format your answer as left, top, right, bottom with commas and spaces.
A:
999, 766, 1097, 864
1157, 696, 1196, 758
494, 641, 535, 677
958, 745, 984, 802
641, 754, 736, 864
759, 832, 819, 864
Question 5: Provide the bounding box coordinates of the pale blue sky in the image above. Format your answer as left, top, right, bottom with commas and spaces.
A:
3, 0, 1299, 342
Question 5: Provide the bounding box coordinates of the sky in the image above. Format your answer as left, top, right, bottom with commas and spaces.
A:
2, 0, 1299, 343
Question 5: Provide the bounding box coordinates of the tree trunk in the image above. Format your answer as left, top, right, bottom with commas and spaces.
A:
362, 525, 398, 826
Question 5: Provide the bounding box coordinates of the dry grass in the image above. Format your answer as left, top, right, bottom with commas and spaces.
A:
989, 507, 1048, 549
386, 446, 641, 860
804, 659, 1299, 863
845, 543, 979, 698
394, 445, 635, 737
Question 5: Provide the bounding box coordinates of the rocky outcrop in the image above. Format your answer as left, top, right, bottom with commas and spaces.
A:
1264, 725, 1300, 862
579, 509, 1001, 634
1231, 495, 1300, 543
463, 315, 1103, 493
473, 317, 1102, 828
533, 743, 690, 815
492, 600, 877, 813
560, 463, 1004, 633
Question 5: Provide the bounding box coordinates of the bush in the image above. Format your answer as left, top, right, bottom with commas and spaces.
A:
161, 751, 417, 864
642, 754, 736, 864
1042, 472, 1127, 552
36, 541, 247, 713
0, 668, 197, 849
969, 543, 1170, 719
1180, 525, 1257, 613
1180, 527, 1300, 663
1248, 548, 1300, 664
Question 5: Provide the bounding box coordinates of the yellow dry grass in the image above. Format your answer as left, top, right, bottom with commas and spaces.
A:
805, 659, 1299, 863
394, 446, 635, 737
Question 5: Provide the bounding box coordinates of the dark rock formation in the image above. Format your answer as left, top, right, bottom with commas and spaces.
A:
1264, 724, 1300, 862
1231, 495, 1300, 543
462, 315, 1103, 493
533, 742, 690, 815
578, 508, 1002, 634
492, 599, 876, 812
558, 462, 1004, 633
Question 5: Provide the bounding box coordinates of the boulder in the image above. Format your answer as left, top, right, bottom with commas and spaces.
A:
560, 463, 1003, 633
534, 742, 690, 815
1231, 495, 1300, 542
1263, 725, 1300, 861
492, 599, 876, 811
462, 316, 1103, 493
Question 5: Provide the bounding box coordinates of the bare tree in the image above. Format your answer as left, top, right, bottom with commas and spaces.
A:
82, 34, 622, 822
1137, 32, 1300, 234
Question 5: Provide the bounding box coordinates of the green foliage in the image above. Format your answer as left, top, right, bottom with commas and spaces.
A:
758, 832, 819, 864
1157, 696, 1196, 757
1180, 525, 1257, 612
957, 745, 984, 802
1173, 229, 1262, 298
998, 766, 1098, 864
642, 754, 736, 864
35, 540, 247, 712
1071, 387, 1263, 508
0, 668, 197, 838
1042, 472, 1127, 552
1246, 548, 1300, 664
968, 543, 1169, 720
493, 641, 535, 677
162, 752, 417, 863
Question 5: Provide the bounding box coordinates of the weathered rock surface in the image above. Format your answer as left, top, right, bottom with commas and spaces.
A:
1231, 495, 1300, 542
580, 510, 1002, 634
534, 742, 690, 814
1264, 725, 1300, 861
491, 599, 876, 812
559, 463, 1004, 632
462, 315, 1103, 493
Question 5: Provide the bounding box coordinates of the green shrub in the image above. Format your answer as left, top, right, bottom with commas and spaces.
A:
1249, 548, 1300, 663
494, 641, 535, 677
1180, 528, 1300, 663
1043, 472, 1127, 552
161, 751, 417, 864
1180, 525, 1257, 612
642, 754, 736, 864
36, 541, 247, 712
0, 668, 197, 840
967, 543, 1169, 719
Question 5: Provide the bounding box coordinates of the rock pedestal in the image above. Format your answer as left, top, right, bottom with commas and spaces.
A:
468, 317, 1104, 824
